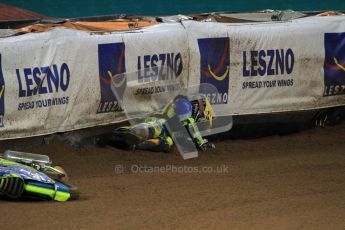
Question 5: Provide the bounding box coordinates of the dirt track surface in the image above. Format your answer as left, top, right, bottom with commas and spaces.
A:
1, 124, 345, 229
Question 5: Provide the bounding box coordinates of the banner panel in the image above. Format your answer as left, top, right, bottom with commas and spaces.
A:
183, 16, 345, 115
0, 23, 188, 138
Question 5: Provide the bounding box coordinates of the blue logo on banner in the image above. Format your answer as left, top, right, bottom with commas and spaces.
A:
198, 37, 230, 104
324, 32, 345, 96
97, 42, 126, 113
0, 54, 5, 127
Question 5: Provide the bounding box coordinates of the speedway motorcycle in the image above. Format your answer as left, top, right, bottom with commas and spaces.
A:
0, 150, 77, 201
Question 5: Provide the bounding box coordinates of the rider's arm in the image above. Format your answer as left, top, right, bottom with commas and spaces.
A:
182, 117, 206, 148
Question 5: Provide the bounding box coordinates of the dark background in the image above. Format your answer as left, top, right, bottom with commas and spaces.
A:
1, 0, 345, 18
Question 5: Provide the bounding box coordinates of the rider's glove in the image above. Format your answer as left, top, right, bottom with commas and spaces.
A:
199, 139, 215, 151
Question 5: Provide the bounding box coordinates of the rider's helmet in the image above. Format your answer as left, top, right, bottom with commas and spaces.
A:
171, 95, 193, 121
